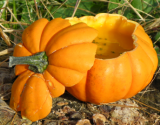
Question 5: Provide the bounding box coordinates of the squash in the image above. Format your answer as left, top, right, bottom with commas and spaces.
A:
66, 13, 158, 104
9, 18, 98, 121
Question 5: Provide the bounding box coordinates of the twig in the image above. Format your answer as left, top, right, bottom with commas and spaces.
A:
3, 29, 23, 33
67, 5, 96, 15
100, 103, 147, 109
0, 0, 8, 18
145, 18, 160, 31
0, 48, 14, 56
0, 23, 7, 30
140, 3, 160, 24
40, 0, 54, 19
138, 67, 160, 101
131, 97, 160, 113
72, 0, 81, 17
34, 0, 40, 19
10, 112, 17, 125
0, 83, 12, 87
124, 0, 145, 21
25, 0, 33, 22
156, 0, 159, 4
0, 62, 9, 67
6, 7, 24, 30
121, 0, 134, 15
1, 92, 11, 100
0, 21, 29, 25
0, 27, 12, 46
0, 58, 9, 67
52, 0, 68, 15
91, 0, 154, 19
0, 106, 15, 114
154, 37, 160, 45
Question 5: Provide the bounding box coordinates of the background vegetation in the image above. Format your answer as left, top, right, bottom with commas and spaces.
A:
0, 0, 160, 124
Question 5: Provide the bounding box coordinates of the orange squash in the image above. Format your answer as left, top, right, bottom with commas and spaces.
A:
66, 13, 158, 104
9, 18, 97, 121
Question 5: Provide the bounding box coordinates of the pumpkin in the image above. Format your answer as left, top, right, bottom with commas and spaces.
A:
66, 13, 158, 104
9, 18, 98, 121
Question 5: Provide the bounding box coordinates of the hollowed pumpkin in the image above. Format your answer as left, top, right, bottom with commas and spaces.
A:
9, 18, 97, 121
66, 13, 158, 104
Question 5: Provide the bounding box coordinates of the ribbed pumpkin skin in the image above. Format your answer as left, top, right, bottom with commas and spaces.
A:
10, 18, 98, 121
66, 13, 158, 104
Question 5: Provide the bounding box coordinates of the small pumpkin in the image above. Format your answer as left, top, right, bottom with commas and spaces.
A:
9, 18, 97, 121
66, 13, 158, 104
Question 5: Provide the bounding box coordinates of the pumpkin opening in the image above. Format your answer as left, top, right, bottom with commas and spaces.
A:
67, 15, 137, 59
93, 16, 136, 59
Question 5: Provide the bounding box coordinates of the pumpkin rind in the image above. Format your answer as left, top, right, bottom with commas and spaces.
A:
10, 70, 34, 111
20, 74, 52, 121
40, 18, 71, 51
66, 13, 158, 104
46, 23, 98, 55
22, 18, 49, 54
13, 43, 31, 75
48, 43, 97, 73
43, 70, 65, 98
10, 18, 98, 121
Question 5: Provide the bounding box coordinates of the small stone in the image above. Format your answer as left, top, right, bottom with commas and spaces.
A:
93, 113, 106, 125
43, 121, 57, 125
59, 116, 69, 120
81, 112, 86, 119
57, 101, 68, 106
76, 119, 91, 125
99, 105, 111, 118
69, 111, 81, 120
21, 123, 27, 125
87, 103, 99, 113
37, 121, 42, 125
55, 110, 65, 117
62, 106, 75, 114
99, 105, 111, 112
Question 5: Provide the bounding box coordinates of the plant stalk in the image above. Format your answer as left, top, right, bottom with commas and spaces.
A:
9, 51, 48, 73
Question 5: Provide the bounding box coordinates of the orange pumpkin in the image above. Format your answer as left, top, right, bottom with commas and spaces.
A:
9, 18, 97, 121
66, 13, 158, 104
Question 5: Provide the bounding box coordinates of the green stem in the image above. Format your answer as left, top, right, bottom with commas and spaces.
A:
9, 52, 48, 73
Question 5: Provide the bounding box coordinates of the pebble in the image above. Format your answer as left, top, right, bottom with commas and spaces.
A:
59, 116, 69, 120
93, 113, 106, 125
69, 111, 81, 120
62, 106, 75, 113
57, 101, 68, 106
99, 105, 111, 118
76, 119, 91, 125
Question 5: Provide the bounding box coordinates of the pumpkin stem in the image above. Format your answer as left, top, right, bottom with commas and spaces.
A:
9, 52, 48, 73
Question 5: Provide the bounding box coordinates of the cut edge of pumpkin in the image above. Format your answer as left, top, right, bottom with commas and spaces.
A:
66, 13, 149, 61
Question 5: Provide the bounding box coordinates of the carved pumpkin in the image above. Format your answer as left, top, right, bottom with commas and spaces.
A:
9, 18, 97, 121
66, 13, 158, 104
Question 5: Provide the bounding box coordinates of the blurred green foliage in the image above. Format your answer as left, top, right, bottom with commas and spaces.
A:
1, 0, 160, 22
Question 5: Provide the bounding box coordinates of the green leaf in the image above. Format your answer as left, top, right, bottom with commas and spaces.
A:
51, 0, 95, 18
131, 0, 142, 10
155, 32, 160, 42
90, 2, 108, 13
108, 0, 119, 11
20, 2, 38, 25
123, 9, 136, 19
123, 0, 155, 19
51, 7, 73, 18
154, 46, 160, 66
142, 0, 154, 13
